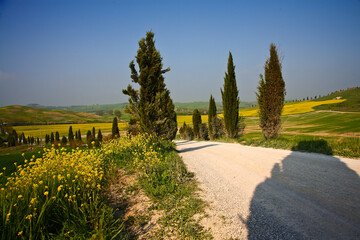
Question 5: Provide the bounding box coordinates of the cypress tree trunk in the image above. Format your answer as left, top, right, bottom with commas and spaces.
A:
256, 44, 286, 139
221, 52, 239, 138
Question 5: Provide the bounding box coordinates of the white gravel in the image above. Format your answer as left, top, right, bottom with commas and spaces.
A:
175, 140, 360, 240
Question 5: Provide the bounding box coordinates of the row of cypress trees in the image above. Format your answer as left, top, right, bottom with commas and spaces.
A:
192, 44, 285, 140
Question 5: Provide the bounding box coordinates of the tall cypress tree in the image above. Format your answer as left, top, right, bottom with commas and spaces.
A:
92, 127, 96, 139
192, 109, 202, 139
123, 31, 177, 140
221, 52, 239, 138
50, 132, 54, 144
78, 130, 82, 141
55, 131, 60, 142
208, 95, 217, 138
112, 117, 119, 138
256, 43, 286, 139
97, 129, 102, 142
68, 126, 74, 142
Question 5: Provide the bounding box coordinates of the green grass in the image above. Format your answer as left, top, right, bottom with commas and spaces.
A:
244, 111, 360, 136
105, 136, 211, 239
314, 87, 360, 112
238, 132, 360, 158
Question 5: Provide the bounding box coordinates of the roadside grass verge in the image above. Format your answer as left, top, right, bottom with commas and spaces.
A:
238, 132, 360, 158
104, 135, 211, 239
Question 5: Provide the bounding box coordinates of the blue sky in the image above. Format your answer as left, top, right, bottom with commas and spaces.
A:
0, 0, 359, 106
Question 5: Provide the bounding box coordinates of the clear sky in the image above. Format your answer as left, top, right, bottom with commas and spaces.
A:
0, 0, 359, 106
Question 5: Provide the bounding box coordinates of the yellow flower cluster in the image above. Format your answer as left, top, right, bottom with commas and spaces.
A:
103, 134, 161, 177
1, 146, 105, 237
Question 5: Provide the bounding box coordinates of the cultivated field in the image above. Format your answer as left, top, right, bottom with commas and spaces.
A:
13, 122, 127, 138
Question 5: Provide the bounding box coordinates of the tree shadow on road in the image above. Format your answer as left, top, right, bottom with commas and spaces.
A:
176, 143, 218, 153
245, 140, 360, 239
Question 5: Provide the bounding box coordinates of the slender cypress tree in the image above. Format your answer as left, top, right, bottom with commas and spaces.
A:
112, 117, 120, 138
50, 132, 54, 144
192, 109, 202, 139
92, 127, 95, 139
61, 136, 67, 146
68, 126, 74, 142
221, 52, 240, 138
208, 95, 217, 138
78, 130, 82, 140
12, 130, 18, 145
55, 131, 60, 142
256, 43, 286, 139
123, 31, 177, 140
97, 129, 102, 142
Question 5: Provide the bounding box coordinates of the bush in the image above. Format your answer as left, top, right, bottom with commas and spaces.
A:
210, 117, 225, 139
238, 116, 246, 136
199, 123, 209, 140
179, 122, 194, 140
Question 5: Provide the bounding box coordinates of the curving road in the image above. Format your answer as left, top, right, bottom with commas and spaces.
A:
175, 140, 360, 240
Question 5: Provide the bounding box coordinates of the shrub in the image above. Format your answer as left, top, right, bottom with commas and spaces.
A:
199, 123, 209, 140
179, 122, 194, 140
211, 116, 225, 139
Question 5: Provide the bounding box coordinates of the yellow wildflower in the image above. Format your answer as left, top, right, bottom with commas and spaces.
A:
18, 231, 23, 236
44, 191, 49, 196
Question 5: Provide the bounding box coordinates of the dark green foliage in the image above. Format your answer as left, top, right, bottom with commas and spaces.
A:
97, 129, 102, 142
0, 137, 3, 147
7, 134, 16, 147
221, 52, 240, 138
86, 130, 94, 147
50, 132, 54, 144
92, 127, 95, 139
36, 137, 40, 145
112, 117, 120, 138
199, 123, 209, 140
11, 130, 18, 145
61, 136, 67, 146
45, 134, 50, 144
68, 126, 74, 141
30, 137, 35, 145
21, 132, 26, 144
55, 131, 60, 142
192, 109, 202, 139
211, 117, 225, 139
179, 122, 194, 140
113, 109, 121, 120
256, 43, 286, 139
27, 136, 30, 145
127, 118, 139, 136
123, 31, 177, 140
78, 130, 81, 140
208, 95, 217, 138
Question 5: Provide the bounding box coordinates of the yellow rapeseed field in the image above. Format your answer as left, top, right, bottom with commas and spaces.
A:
177, 115, 208, 126
239, 99, 346, 116
14, 122, 127, 138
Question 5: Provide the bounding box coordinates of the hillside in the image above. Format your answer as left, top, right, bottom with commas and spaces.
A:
314, 87, 360, 112
0, 105, 109, 125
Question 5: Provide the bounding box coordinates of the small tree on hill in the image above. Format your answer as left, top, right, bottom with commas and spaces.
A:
208, 95, 217, 139
61, 136, 67, 146
50, 132, 55, 144
92, 127, 96, 139
55, 131, 60, 142
68, 126, 74, 142
221, 52, 240, 138
97, 129, 102, 142
256, 43, 286, 139
192, 109, 202, 139
112, 117, 120, 138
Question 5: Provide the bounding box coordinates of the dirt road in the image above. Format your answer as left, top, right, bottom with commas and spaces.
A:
175, 140, 360, 240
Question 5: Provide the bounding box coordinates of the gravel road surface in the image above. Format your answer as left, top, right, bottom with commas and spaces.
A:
175, 140, 360, 240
